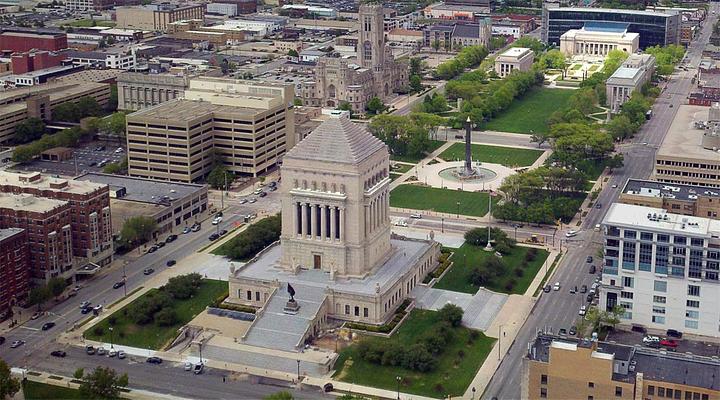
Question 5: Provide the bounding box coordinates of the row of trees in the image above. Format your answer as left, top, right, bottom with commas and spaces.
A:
52, 96, 103, 122
368, 112, 444, 160
27, 276, 68, 310
415, 93, 449, 114
433, 45, 489, 81
119, 216, 158, 248
218, 214, 281, 261
12, 126, 93, 162
645, 44, 686, 76
356, 304, 464, 373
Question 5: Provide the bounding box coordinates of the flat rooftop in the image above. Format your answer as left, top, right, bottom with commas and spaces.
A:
603, 203, 720, 236
75, 172, 206, 204
0, 227, 23, 241
622, 178, 720, 202
234, 237, 434, 296
0, 193, 67, 213
0, 171, 105, 195
126, 99, 265, 121
547, 6, 676, 17
607, 66, 642, 82
499, 47, 532, 58
657, 104, 720, 161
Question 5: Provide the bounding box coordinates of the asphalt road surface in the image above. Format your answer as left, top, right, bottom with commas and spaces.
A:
482, 6, 719, 399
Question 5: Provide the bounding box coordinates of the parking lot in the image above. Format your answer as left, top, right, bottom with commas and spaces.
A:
607, 329, 720, 357
12, 141, 125, 177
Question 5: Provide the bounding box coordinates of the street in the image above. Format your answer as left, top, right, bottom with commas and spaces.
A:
482, 5, 719, 399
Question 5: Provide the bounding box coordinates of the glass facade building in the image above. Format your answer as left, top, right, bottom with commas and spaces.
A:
543, 7, 680, 49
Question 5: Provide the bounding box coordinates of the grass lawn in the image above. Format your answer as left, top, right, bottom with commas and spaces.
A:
391, 163, 415, 174
439, 143, 543, 167
23, 381, 82, 400
571, 64, 582, 70
483, 88, 574, 134
64, 19, 115, 27
434, 244, 549, 295
390, 140, 445, 163
83, 280, 227, 350
333, 309, 495, 398
390, 185, 496, 217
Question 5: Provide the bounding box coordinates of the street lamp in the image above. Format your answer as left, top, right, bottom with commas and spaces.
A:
441, 217, 444, 233
456, 201, 460, 218
497, 324, 503, 361
472, 387, 476, 400
122, 264, 127, 297
296, 359, 301, 380
108, 327, 114, 349
396, 376, 402, 399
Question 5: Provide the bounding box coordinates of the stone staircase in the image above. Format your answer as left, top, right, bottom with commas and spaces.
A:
243, 283, 326, 352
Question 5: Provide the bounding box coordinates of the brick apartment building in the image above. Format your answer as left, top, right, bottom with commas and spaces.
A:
11, 50, 67, 74
0, 228, 29, 320
0, 27, 68, 52
0, 172, 113, 282
0, 193, 73, 283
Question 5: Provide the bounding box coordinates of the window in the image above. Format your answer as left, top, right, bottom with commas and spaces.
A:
691, 238, 704, 247
624, 230, 636, 239
615, 386, 623, 397
667, 389, 674, 398
648, 386, 655, 396
540, 388, 547, 398
685, 320, 699, 329
255, 291, 260, 301
653, 306, 666, 314
654, 281, 667, 292
658, 387, 665, 397
354, 306, 359, 316
363, 307, 369, 318
621, 291, 634, 299
622, 277, 634, 288
541, 374, 548, 385
687, 300, 700, 308
640, 232, 653, 241
657, 234, 669, 243
588, 382, 595, 388
688, 285, 701, 297
246, 290, 252, 301
345, 305, 350, 315
674, 235, 687, 245
652, 315, 666, 324
686, 310, 699, 319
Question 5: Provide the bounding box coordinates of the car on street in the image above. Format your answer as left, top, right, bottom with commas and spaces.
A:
183, 226, 191, 234
156, 241, 166, 248
569, 326, 577, 336
410, 214, 422, 219
209, 233, 219, 241
85, 345, 95, 355
166, 260, 176, 267
595, 203, 602, 209
219, 229, 228, 236
51, 350, 66, 357
31, 312, 40, 320
643, 335, 661, 344
559, 328, 567, 335
543, 284, 551, 293
611, 184, 618, 188
191, 224, 201, 232
10, 340, 25, 348
80, 301, 91, 309
589, 265, 596, 274
41, 322, 55, 331
580, 285, 587, 293
93, 305, 103, 313
212, 216, 222, 225
112, 281, 125, 289
81, 306, 92, 314
553, 282, 561, 291
118, 350, 126, 359
193, 363, 204, 374
660, 339, 678, 348
565, 230, 578, 238
115, 147, 124, 153
108, 349, 117, 357
143, 268, 154, 275
185, 362, 193, 371
586, 256, 593, 263
95, 146, 105, 151
667, 329, 683, 338
586, 293, 594, 303
511, 223, 524, 228
239, 199, 248, 204
269, 186, 277, 192
147, 245, 158, 253
166, 234, 178, 243
97, 347, 106, 355
259, 191, 267, 198
569, 286, 576, 294
578, 306, 587, 316
146, 356, 163, 364
248, 198, 257, 203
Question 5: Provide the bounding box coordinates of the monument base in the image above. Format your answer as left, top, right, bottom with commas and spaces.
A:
283, 299, 300, 315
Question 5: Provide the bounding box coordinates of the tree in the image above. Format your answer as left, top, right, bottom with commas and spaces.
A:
107, 84, 118, 112
438, 303, 463, 327
431, 39, 441, 51
78, 366, 129, 400
337, 101, 353, 115
77, 96, 102, 118
207, 164, 234, 190
606, 115, 633, 140
52, 102, 81, 122
539, 49, 566, 70
409, 57, 424, 76
47, 276, 67, 299
293, 98, 303, 106
0, 359, 20, 400
606, 153, 624, 170
14, 117, 46, 144
28, 286, 51, 310
409, 74, 423, 93
287, 49, 298, 57
366, 97, 385, 115
120, 216, 157, 246
511, 36, 544, 54
102, 112, 127, 137
489, 36, 506, 51
74, 368, 85, 380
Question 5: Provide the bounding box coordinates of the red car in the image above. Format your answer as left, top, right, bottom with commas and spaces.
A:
660, 339, 678, 348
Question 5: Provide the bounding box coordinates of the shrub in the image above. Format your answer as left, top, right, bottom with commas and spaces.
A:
470, 330, 480, 341
526, 247, 538, 261
494, 241, 511, 255
380, 343, 405, 366
154, 308, 178, 327
504, 279, 516, 292
93, 326, 104, 336
108, 316, 117, 325
402, 343, 436, 372
457, 349, 465, 359
118, 331, 125, 339
434, 383, 445, 393
438, 304, 464, 327
514, 268, 524, 277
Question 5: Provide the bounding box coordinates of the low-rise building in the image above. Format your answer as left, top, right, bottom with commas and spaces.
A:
0, 228, 29, 320
387, 28, 423, 45
560, 21, 639, 57
523, 333, 720, 400
207, 2, 237, 16
423, 21, 491, 49
495, 47, 535, 78
125, 77, 295, 182
0, 27, 67, 52
64, 0, 140, 11
116, 4, 206, 32
281, 4, 336, 19
491, 14, 537, 36
423, 3, 490, 20
11, 50, 66, 74
64, 50, 136, 70
606, 53, 656, 114
210, 0, 255, 15
620, 179, 720, 220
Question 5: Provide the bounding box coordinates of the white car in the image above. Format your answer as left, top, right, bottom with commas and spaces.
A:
115, 147, 124, 153
212, 216, 222, 225
643, 335, 661, 344
578, 305, 587, 316
553, 282, 561, 291
184, 361, 193, 371
565, 230, 578, 238
239, 199, 248, 205
117, 350, 126, 359
108, 349, 117, 357
409, 213, 422, 219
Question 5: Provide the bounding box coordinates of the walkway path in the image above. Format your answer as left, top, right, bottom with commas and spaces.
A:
389, 141, 453, 190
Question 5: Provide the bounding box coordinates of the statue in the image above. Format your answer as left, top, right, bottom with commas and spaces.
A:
288, 283, 296, 302
283, 282, 300, 315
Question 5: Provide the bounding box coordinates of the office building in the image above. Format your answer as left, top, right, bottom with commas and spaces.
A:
0, 171, 113, 268
11, 50, 66, 74
115, 4, 205, 32
0, 82, 110, 144
620, 179, 720, 220
559, 22, 639, 57
64, 0, 141, 11
495, 47, 535, 78
210, 0, 256, 15
606, 53, 655, 114
125, 77, 295, 182
523, 333, 720, 400
543, 6, 681, 49
0, 27, 67, 52
600, 203, 720, 337
117, 71, 195, 111
653, 105, 720, 188
0, 228, 28, 320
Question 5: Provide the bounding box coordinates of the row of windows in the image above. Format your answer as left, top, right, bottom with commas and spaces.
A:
647, 385, 709, 400
656, 159, 720, 170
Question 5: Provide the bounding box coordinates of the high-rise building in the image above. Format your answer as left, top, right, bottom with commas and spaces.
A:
542, 6, 681, 49
125, 77, 295, 182
600, 203, 720, 337
0, 228, 29, 320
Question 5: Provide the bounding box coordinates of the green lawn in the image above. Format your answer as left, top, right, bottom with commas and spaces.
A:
391, 163, 415, 174
439, 143, 543, 167
23, 381, 82, 400
483, 88, 574, 134
434, 244, 549, 295
83, 280, 227, 350
390, 140, 445, 163
333, 309, 495, 398
390, 185, 496, 217
571, 64, 582, 70
64, 19, 115, 27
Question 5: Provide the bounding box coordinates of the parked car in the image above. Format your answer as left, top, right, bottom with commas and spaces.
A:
643, 335, 661, 344
660, 339, 678, 348
239, 199, 248, 205
209, 233, 219, 241
51, 350, 66, 358
108, 349, 117, 357
0, 337, 5, 345
259, 191, 267, 198
81, 306, 92, 314
143, 268, 154, 275
646, 341, 662, 348
147, 245, 158, 253
589, 265, 596, 274
631, 325, 647, 334
553, 282, 561, 291
410, 213, 422, 219
165, 235, 178, 243
191, 224, 201, 232
569, 286, 577, 294
215, 211, 223, 218
580, 285, 587, 293
586, 256, 593, 263
569, 326, 577, 336
41, 322, 55, 331
667, 329, 683, 338
93, 305, 103, 313
559, 328, 567, 335
118, 350, 126, 359
156, 241, 166, 248
184, 362, 193, 371
193, 363, 204, 374
10, 340, 25, 348
543, 284, 551, 293
146, 356, 163, 364
112, 281, 125, 289
166, 260, 176, 267
578, 306, 587, 316
219, 229, 228, 236
96, 347, 107, 355
595, 203, 602, 209
31, 312, 40, 320
586, 294, 594, 303
248, 198, 257, 203
182, 226, 191, 234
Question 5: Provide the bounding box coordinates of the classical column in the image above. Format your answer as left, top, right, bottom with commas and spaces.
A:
321, 204, 327, 239
302, 203, 309, 237
293, 201, 299, 236
330, 207, 337, 240
311, 204, 318, 238
339, 208, 345, 241
365, 204, 371, 236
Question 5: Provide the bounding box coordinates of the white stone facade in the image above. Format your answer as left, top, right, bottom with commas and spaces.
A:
495, 47, 535, 78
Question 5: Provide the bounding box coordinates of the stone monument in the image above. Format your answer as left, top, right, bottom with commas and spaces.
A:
283, 283, 300, 314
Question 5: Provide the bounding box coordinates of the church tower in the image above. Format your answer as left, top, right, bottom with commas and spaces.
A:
358, 3, 385, 71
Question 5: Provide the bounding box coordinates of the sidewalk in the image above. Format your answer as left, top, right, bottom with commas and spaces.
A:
389, 141, 454, 190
